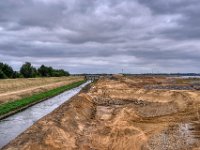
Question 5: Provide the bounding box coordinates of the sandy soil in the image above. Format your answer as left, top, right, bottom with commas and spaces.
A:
2, 75, 200, 150
0, 76, 84, 104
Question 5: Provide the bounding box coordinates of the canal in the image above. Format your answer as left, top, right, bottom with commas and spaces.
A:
0, 81, 90, 148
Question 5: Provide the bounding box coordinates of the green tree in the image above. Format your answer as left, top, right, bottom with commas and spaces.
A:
32, 67, 38, 77
52, 69, 69, 77
20, 62, 37, 78
0, 63, 4, 70
12, 71, 21, 78
47, 67, 54, 76
0, 61, 70, 79
38, 65, 49, 77
2, 63, 14, 78
0, 70, 7, 79
38, 65, 69, 77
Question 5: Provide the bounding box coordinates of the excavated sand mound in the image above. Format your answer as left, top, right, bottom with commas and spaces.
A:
3, 76, 200, 150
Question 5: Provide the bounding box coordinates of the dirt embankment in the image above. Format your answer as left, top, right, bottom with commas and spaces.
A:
0, 76, 84, 104
2, 76, 200, 150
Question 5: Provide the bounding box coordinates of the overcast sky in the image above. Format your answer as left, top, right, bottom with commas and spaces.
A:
0, 0, 200, 73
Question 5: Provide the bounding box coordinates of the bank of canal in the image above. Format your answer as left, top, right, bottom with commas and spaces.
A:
0, 81, 90, 148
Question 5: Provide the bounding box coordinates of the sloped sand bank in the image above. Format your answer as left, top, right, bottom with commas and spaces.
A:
3, 76, 200, 150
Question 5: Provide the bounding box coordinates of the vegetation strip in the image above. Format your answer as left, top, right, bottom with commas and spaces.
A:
0, 80, 86, 119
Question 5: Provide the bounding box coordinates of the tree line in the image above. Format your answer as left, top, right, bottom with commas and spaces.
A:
0, 62, 70, 79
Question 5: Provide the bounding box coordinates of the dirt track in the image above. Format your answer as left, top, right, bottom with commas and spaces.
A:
2, 76, 200, 150
0, 76, 84, 104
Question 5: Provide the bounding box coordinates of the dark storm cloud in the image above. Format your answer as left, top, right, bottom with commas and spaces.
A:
0, 0, 200, 73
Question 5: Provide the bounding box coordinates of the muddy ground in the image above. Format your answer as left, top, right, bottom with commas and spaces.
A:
2, 75, 200, 150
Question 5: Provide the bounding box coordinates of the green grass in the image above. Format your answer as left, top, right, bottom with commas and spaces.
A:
0, 80, 86, 116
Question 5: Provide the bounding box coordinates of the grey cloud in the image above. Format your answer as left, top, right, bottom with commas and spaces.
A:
138, 0, 198, 14
138, 0, 200, 40
0, 0, 200, 73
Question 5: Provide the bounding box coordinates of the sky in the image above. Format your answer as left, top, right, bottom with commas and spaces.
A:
0, 0, 200, 74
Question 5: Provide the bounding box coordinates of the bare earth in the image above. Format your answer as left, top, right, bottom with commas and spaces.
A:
2, 75, 200, 150
0, 76, 84, 104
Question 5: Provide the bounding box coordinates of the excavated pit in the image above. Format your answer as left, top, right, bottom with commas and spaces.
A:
2, 76, 200, 150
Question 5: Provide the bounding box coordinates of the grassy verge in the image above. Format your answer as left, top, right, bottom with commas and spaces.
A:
0, 80, 86, 117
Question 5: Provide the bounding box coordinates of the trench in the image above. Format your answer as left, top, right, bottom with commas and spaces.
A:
0, 81, 90, 149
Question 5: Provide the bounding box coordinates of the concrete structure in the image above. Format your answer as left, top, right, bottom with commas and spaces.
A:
72, 74, 113, 81
85, 75, 100, 81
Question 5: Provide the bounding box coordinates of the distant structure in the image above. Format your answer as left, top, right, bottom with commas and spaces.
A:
85, 74, 100, 81
73, 74, 113, 81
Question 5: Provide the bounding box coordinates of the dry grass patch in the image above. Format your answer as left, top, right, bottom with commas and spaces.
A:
0, 76, 84, 104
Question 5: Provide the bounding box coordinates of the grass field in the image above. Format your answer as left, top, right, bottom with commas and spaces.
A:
0, 80, 86, 117
0, 76, 83, 94
0, 76, 84, 104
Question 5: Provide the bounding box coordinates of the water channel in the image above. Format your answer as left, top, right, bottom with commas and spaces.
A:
0, 81, 90, 148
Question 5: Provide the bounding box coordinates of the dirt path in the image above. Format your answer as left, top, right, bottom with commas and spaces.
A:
2, 76, 200, 150
0, 77, 83, 104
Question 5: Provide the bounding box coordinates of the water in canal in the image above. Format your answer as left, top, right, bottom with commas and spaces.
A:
0, 81, 90, 148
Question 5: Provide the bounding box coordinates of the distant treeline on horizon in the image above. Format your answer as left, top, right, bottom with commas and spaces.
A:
0, 62, 70, 79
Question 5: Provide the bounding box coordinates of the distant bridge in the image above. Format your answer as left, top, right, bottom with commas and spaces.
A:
85, 75, 100, 81
72, 74, 113, 81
